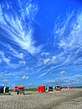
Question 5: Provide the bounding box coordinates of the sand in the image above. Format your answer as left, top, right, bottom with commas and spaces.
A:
0, 89, 82, 109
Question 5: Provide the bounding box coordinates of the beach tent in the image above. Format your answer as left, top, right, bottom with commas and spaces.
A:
68, 86, 72, 90
0, 86, 10, 94
0, 86, 4, 93
48, 86, 53, 91
14, 86, 24, 91
55, 86, 62, 91
38, 86, 45, 93
4, 87, 9, 93
14, 86, 25, 95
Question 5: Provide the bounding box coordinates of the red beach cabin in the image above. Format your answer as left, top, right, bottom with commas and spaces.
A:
38, 86, 45, 93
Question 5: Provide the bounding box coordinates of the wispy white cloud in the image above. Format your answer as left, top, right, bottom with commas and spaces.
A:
37, 72, 47, 78
0, 2, 42, 55
58, 12, 82, 52
3, 79, 9, 82
43, 56, 57, 65
53, 11, 82, 68
60, 71, 67, 75
46, 73, 82, 86
7, 45, 24, 59
0, 51, 10, 64
19, 60, 26, 65
0, 43, 26, 64
43, 58, 50, 65
41, 52, 50, 57
22, 75, 29, 80
28, 83, 34, 87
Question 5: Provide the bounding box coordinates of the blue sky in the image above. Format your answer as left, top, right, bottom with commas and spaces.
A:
0, 0, 82, 89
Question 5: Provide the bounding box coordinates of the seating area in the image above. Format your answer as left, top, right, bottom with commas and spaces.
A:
14, 86, 25, 95
0, 86, 10, 94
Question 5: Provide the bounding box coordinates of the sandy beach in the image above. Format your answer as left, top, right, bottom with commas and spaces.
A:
0, 89, 82, 109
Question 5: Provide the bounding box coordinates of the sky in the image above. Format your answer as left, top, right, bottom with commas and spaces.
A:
0, 0, 82, 89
